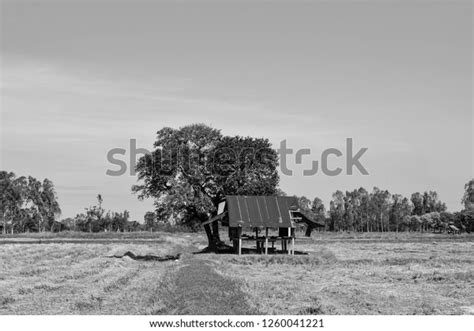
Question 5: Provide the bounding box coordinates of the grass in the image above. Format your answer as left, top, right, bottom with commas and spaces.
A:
0, 228, 193, 240
153, 258, 254, 315
212, 239, 474, 314
0, 232, 472, 315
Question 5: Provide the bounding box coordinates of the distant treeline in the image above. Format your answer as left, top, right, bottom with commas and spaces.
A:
60, 195, 141, 233
141, 182, 474, 234
0, 171, 141, 234
2, 170, 473, 234
295, 185, 474, 233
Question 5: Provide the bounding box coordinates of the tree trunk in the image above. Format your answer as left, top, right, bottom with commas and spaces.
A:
212, 220, 221, 242
203, 223, 217, 251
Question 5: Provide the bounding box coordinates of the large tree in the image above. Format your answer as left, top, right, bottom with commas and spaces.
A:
354, 187, 370, 232
462, 179, 474, 211
40, 178, 62, 231
411, 192, 424, 216
0, 171, 21, 234
0, 172, 61, 233
370, 187, 391, 232
310, 197, 326, 233
311, 197, 326, 224
144, 211, 157, 231
390, 194, 412, 232
329, 190, 345, 231
84, 194, 105, 232
133, 124, 279, 250
411, 191, 446, 216
422, 191, 447, 213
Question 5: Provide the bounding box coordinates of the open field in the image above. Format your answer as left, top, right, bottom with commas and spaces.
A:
0, 232, 473, 315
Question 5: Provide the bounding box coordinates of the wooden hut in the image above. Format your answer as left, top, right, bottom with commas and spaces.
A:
204, 196, 324, 255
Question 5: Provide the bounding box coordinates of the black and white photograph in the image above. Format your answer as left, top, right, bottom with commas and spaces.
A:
0, 0, 473, 329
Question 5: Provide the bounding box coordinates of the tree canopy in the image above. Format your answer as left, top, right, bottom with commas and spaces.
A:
0, 171, 61, 233
132, 123, 280, 249
462, 179, 474, 211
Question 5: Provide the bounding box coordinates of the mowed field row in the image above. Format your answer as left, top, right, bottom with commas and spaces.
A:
0, 232, 473, 315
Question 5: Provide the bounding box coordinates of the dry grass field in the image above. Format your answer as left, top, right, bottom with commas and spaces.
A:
0, 231, 472, 315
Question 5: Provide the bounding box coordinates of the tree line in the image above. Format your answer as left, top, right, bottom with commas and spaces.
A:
296, 181, 474, 233
0, 171, 61, 233
0, 172, 141, 234
61, 195, 141, 233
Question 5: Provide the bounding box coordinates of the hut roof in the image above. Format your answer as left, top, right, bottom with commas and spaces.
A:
209, 195, 324, 229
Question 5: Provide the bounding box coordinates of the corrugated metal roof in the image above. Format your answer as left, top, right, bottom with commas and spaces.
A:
225, 196, 303, 228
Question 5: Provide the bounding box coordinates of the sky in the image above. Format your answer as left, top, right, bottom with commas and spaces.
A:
0, 0, 472, 221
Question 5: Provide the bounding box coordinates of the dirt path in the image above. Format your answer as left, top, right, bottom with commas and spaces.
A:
156, 258, 255, 315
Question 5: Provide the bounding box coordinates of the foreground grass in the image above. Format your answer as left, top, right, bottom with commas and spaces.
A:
0, 232, 472, 314
153, 259, 253, 315
212, 240, 474, 314
0, 234, 204, 314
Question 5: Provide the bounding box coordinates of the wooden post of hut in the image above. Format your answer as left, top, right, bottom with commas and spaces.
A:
230, 225, 243, 255
287, 227, 291, 255
265, 228, 269, 255
291, 229, 295, 255
255, 228, 260, 254
238, 226, 242, 255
